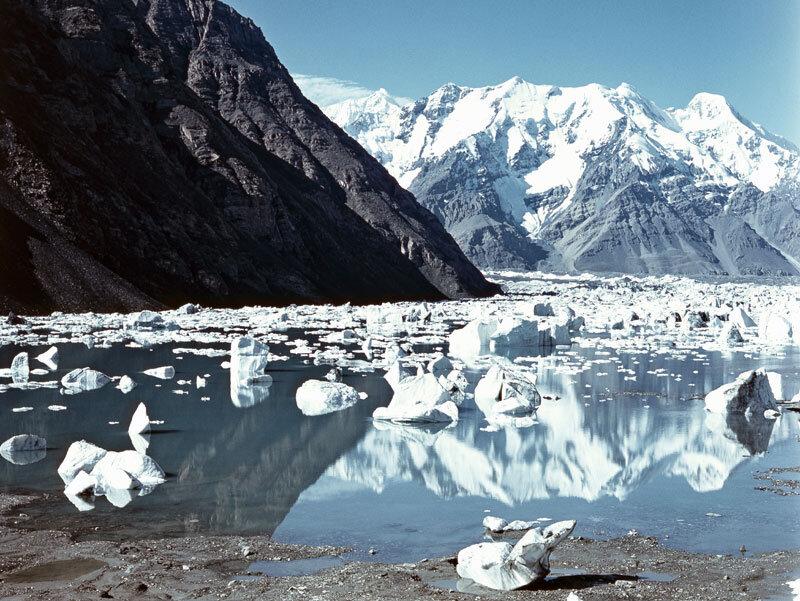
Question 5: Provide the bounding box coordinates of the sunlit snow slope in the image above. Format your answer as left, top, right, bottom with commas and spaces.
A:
325, 79, 800, 275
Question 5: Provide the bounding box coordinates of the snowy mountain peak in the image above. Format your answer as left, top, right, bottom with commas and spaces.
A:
324, 77, 799, 275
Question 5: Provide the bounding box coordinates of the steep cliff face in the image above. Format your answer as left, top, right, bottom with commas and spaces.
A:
0, 0, 497, 313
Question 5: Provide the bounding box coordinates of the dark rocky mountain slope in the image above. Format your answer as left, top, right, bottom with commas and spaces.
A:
0, 0, 497, 313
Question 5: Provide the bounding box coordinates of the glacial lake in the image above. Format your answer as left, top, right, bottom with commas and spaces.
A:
1, 337, 799, 563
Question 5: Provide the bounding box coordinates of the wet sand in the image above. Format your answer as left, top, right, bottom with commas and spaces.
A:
1, 491, 798, 600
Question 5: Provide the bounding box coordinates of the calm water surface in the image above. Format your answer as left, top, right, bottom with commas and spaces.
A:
0, 337, 798, 563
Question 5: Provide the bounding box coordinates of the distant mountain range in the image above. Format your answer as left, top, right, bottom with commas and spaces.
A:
325, 79, 800, 275
0, 0, 497, 313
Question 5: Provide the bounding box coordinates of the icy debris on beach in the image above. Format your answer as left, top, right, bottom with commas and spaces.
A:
61, 368, 111, 393
296, 379, 360, 416
705, 369, 778, 415
58, 440, 165, 510
456, 520, 576, 590
482, 515, 539, 533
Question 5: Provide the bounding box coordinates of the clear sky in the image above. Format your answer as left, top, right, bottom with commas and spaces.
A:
227, 0, 800, 144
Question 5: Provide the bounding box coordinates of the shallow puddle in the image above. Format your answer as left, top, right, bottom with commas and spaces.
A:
4, 558, 106, 583
246, 555, 347, 577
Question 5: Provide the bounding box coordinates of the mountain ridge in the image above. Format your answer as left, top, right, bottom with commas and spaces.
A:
0, 0, 498, 314
324, 77, 799, 275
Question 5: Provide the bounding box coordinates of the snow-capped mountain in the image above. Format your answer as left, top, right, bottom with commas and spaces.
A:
325, 78, 800, 275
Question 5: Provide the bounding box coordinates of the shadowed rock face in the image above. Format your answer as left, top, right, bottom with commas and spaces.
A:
0, 0, 498, 314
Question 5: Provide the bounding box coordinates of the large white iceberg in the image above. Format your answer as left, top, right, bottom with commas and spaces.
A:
705, 369, 778, 415
373, 373, 459, 423
456, 520, 576, 590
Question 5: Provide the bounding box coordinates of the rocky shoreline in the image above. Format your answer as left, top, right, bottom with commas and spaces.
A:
1, 491, 798, 600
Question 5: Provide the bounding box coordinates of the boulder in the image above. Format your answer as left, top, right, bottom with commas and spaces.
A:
705, 369, 779, 415
61, 368, 111, 392
296, 380, 360, 416
456, 520, 576, 590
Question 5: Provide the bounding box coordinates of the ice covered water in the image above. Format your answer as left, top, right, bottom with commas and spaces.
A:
0, 272, 798, 563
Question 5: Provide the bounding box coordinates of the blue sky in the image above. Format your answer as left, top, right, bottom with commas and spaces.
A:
228, 0, 800, 143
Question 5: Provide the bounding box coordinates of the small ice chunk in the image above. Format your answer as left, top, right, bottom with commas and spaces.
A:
483, 516, 509, 532
128, 310, 177, 331
143, 366, 175, 379
384, 360, 412, 392
427, 354, 453, 379
196, 376, 206, 388
720, 324, 744, 346
35, 346, 59, 370
728, 307, 756, 329
475, 365, 541, 419
117, 375, 137, 393
296, 380, 360, 416
532, 302, 554, 317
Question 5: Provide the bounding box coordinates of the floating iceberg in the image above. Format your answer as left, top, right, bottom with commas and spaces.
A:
10, 352, 29, 384
373, 373, 459, 423
0, 434, 47, 465
143, 365, 175, 379
705, 369, 778, 415
475, 365, 541, 419
35, 346, 59, 370
296, 380, 360, 416
61, 368, 111, 393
